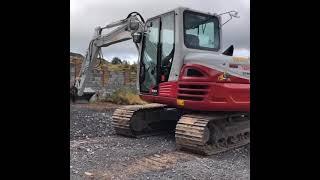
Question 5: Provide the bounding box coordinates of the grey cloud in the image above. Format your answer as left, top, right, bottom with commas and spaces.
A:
71, 0, 250, 61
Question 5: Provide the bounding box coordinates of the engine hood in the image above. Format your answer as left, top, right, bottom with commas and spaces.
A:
183, 52, 250, 80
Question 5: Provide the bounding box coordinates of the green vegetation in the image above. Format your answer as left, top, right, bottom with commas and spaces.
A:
106, 62, 137, 73
111, 57, 122, 64
102, 88, 147, 105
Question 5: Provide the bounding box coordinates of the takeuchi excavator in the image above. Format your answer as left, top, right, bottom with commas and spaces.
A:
71, 7, 250, 155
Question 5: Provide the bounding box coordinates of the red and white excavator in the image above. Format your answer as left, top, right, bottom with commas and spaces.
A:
71, 7, 250, 155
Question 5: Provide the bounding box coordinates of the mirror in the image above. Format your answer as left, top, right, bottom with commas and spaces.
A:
222, 45, 234, 56
133, 32, 142, 43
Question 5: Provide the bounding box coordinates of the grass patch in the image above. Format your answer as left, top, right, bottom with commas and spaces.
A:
102, 88, 147, 105
107, 63, 137, 72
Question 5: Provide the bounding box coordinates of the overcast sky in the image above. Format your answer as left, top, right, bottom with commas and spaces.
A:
70, 0, 250, 63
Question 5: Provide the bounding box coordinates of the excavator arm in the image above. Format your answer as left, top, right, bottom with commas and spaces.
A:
71, 12, 145, 102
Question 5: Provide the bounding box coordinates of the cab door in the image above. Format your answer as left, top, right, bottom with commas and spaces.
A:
139, 12, 175, 95
139, 18, 160, 94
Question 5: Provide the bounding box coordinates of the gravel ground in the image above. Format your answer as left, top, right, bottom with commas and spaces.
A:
70, 104, 116, 140
70, 103, 250, 180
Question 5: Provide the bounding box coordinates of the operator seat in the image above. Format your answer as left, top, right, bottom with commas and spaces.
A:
185, 34, 199, 48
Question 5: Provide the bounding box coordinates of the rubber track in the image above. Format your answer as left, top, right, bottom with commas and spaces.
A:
111, 103, 167, 137
175, 114, 250, 155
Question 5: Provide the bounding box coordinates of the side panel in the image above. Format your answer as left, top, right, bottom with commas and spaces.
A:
158, 81, 177, 97
140, 63, 250, 112
140, 81, 177, 106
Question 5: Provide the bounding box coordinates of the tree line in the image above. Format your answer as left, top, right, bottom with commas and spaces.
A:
111, 57, 136, 65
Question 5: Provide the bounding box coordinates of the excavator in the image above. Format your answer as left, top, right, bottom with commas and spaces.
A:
71, 7, 250, 155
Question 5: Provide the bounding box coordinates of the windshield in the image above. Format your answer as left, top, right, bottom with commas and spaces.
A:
183, 10, 220, 51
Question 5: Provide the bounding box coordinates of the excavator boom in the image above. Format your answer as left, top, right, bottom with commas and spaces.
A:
71, 12, 145, 102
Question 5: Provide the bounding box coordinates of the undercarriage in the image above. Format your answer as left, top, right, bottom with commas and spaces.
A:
111, 104, 178, 137
112, 104, 250, 155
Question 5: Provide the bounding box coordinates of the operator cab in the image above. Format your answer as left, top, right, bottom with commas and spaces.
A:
139, 7, 222, 95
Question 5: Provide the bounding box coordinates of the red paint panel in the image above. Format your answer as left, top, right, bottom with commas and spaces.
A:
140, 63, 250, 112
158, 81, 177, 97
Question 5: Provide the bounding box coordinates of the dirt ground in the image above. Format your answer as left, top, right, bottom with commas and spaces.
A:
70, 103, 250, 180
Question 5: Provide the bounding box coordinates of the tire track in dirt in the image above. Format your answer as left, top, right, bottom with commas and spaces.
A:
93, 151, 198, 179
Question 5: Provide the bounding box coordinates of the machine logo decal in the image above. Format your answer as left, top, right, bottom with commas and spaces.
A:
218, 72, 231, 81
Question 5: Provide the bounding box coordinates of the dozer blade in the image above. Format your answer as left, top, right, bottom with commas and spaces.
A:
70, 92, 95, 104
